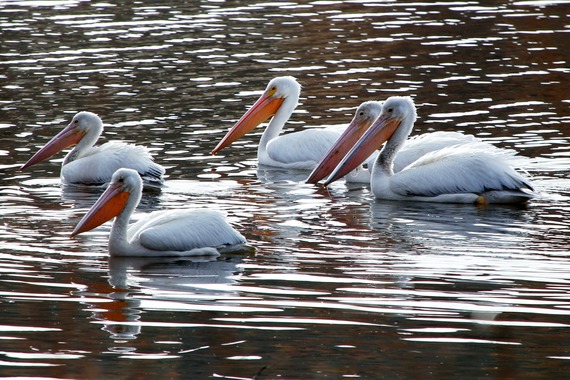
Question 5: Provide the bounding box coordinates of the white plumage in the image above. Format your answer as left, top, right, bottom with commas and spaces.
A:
21, 112, 165, 188
212, 77, 379, 171
343, 131, 520, 184
71, 168, 247, 257
394, 131, 478, 172
264, 128, 343, 169
382, 144, 532, 200
324, 96, 535, 204
128, 209, 245, 253
307, 103, 512, 184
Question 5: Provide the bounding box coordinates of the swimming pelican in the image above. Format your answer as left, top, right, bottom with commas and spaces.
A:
307, 104, 519, 184
211, 76, 377, 170
70, 168, 247, 257
20, 112, 165, 188
323, 96, 535, 204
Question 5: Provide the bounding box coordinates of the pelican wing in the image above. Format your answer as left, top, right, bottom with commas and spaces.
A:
396, 133, 529, 173
346, 133, 480, 183
266, 128, 341, 168
128, 209, 246, 252
395, 132, 478, 172
63, 142, 164, 185
390, 146, 533, 197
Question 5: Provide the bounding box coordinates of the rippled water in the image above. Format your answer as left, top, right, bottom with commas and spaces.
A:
1, 0, 570, 378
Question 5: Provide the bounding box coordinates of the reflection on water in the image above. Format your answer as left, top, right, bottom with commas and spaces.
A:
1, 0, 570, 378
95, 256, 244, 340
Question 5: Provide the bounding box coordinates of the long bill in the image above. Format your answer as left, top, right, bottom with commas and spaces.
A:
211, 93, 284, 155
306, 115, 375, 184
323, 113, 401, 186
20, 122, 85, 170
70, 182, 130, 238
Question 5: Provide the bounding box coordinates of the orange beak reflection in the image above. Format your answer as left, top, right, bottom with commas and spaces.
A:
20, 122, 85, 171
70, 182, 130, 238
211, 93, 284, 155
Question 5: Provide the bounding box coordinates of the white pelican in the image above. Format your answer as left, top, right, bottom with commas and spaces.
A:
211, 76, 380, 170
70, 168, 247, 257
323, 96, 535, 204
21, 112, 165, 188
307, 105, 520, 184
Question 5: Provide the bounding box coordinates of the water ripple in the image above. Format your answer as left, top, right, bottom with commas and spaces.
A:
1, 0, 569, 378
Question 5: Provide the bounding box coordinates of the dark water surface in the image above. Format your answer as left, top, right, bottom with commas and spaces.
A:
1, 0, 570, 378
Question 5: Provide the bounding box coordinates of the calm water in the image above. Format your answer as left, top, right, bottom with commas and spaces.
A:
1, 0, 570, 378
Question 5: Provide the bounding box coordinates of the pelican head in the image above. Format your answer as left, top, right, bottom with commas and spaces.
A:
324, 96, 417, 186
70, 168, 141, 238
20, 111, 103, 170
211, 76, 301, 155
306, 100, 383, 184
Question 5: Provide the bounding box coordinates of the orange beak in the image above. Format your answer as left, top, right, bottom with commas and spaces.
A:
306, 113, 376, 184
70, 182, 130, 238
20, 122, 85, 171
323, 113, 401, 186
211, 92, 284, 155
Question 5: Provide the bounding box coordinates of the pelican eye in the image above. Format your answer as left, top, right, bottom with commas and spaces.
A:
359, 111, 364, 116
387, 108, 394, 113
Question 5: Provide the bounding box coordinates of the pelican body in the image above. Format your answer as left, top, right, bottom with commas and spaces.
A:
21, 112, 165, 188
324, 96, 535, 204
211, 77, 379, 170
307, 104, 518, 184
70, 168, 246, 257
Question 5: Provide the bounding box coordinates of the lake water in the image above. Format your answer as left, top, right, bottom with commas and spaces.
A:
1, 0, 570, 378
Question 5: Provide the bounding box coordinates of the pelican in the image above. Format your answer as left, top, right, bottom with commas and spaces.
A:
21, 112, 165, 188
70, 168, 247, 257
307, 107, 518, 184
211, 76, 380, 170
323, 96, 535, 204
